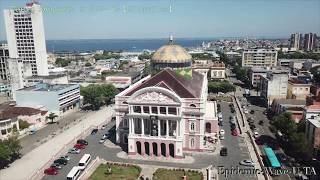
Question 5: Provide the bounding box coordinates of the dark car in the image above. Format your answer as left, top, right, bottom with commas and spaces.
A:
53, 158, 68, 165
250, 110, 255, 114
231, 124, 236, 130
250, 124, 256, 130
77, 139, 88, 145
91, 129, 98, 135
259, 120, 264, 125
218, 121, 223, 126
220, 147, 228, 156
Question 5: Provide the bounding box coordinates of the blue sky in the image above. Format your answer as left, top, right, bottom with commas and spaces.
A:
0, 0, 319, 40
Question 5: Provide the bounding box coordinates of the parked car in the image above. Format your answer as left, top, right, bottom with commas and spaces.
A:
232, 129, 238, 136
239, 159, 254, 167
220, 147, 228, 156
73, 143, 86, 150
231, 124, 236, 130
219, 135, 225, 140
102, 133, 110, 139
101, 124, 107, 129
59, 155, 70, 161
219, 129, 225, 135
250, 110, 255, 114
244, 109, 249, 114
99, 138, 106, 144
54, 158, 68, 165
44, 168, 58, 175
218, 121, 223, 126
250, 124, 256, 130
254, 131, 259, 138
68, 148, 80, 154
77, 139, 88, 146
91, 129, 98, 135
50, 163, 62, 169
259, 120, 264, 125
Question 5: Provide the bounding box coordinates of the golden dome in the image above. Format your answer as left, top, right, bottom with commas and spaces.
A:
151, 44, 192, 63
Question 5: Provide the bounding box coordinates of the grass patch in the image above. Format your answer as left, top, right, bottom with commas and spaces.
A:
209, 96, 233, 102
153, 168, 203, 180
89, 163, 141, 180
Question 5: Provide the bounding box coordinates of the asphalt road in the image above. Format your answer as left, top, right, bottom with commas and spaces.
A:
216, 102, 257, 180
19, 110, 89, 155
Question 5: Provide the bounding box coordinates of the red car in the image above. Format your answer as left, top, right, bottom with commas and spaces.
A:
44, 167, 58, 175
74, 143, 86, 149
231, 129, 238, 136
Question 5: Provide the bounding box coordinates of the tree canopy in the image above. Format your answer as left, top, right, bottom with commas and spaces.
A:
94, 51, 120, 60
0, 136, 22, 169
278, 51, 320, 60
208, 80, 236, 93
80, 84, 118, 110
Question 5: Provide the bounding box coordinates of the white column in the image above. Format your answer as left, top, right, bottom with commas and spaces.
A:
158, 120, 160, 136
177, 120, 180, 137
141, 119, 144, 135
132, 118, 135, 134
166, 120, 169, 137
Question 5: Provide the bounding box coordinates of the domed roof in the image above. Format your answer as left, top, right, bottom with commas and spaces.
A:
151, 41, 192, 63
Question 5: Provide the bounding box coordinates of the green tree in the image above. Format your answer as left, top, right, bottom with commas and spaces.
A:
46, 112, 58, 124
288, 132, 312, 160
143, 62, 151, 76
138, 51, 152, 60
0, 142, 10, 168
55, 58, 71, 67
80, 84, 118, 110
85, 62, 92, 67
208, 81, 236, 93
18, 120, 30, 130
271, 112, 297, 139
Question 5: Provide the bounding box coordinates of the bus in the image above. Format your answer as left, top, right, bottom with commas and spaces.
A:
78, 154, 91, 170
264, 147, 281, 168
66, 166, 82, 180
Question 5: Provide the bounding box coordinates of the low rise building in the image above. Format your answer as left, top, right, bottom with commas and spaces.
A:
287, 78, 311, 100
260, 70, 289, 106
306, 116, 320, 157
24, 74, 69, 87
105, 71, 142, 89
271, 99, 306, 123
15, 83, 80, 114
242, 49, 278, 67
192, 61, 225, 80
248, 67, 270, 88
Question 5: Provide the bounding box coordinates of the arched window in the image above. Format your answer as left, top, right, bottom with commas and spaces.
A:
190, 122, 195, 131
190, 138, 195, 148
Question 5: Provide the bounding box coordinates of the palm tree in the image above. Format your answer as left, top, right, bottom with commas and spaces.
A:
46, 112, 58, 124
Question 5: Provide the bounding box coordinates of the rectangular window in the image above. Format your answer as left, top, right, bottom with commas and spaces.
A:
123, 119, 128, 128
168, 107, 177, 115
133, 106, 141, 113
143, 106, 150, 114
152, 107, 158, 114
160, 107, 166, 114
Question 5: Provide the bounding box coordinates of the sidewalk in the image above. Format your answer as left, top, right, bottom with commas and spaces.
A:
0, 106, 114, 180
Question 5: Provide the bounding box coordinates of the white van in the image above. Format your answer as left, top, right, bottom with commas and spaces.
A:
67, 166, 82, 180
78, 154, 91, 170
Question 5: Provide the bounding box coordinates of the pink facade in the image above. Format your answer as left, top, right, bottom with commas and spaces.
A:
115, 69, 219, 159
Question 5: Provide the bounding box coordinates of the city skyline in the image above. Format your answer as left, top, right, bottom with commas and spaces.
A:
0, 0, 319, 40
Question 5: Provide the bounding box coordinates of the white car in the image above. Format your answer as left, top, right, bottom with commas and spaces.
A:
99, 138, 106, 144
60, 155, 70, 161
219, 135, 225, 140
239, 159, 254, 167
244, 109, 249, 114
218, 113, 223, 119
219, 129, 225, 135
254, 131, 259, 138
68, 148, 80, 154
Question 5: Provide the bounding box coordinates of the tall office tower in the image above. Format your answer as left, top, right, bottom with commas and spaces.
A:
0, 44, 9, 80
4, 1, 49, 77
290, 33, 303, 50
304, 33, 317, 51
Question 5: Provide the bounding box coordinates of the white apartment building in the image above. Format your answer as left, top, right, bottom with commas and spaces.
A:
260, 70, 289, 106
242, 49, 278, 67
0, 45, 9, 81
4, 1, 48, 77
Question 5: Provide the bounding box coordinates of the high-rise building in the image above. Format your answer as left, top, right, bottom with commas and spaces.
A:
304, 33, 317, 51
242, 49, 278, 67
4, 1, 49, 77
0, 44, 9, 80
7, 58, 24, 100
290, 33, 303, 50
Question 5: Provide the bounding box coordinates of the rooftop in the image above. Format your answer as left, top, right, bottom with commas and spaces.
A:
25, 74, 68, 80
124, 69, 204, 98
0, 101, 47, 121
18, 83, 77, 92
273, 99, 306, 106
308, 116, 320, 128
